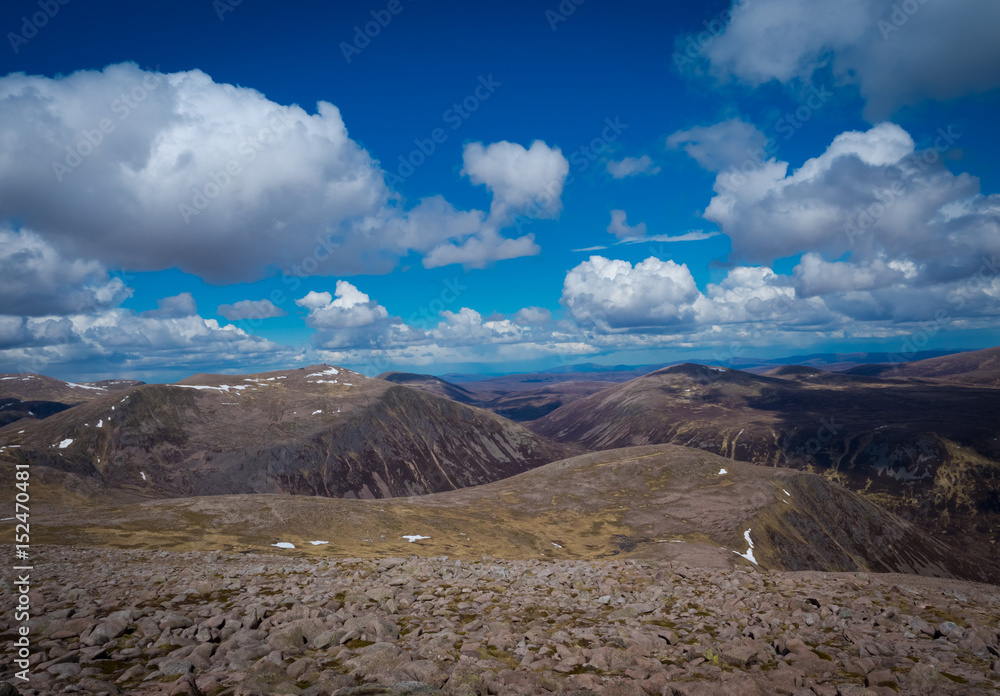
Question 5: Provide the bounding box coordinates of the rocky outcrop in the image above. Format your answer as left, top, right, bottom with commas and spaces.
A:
3, 545, 999, 695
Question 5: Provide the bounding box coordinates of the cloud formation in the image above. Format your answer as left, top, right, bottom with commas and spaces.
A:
667, 119, 768, 172
423, 140, 570, 269
607, 210, 647, 240
701, 122, 998, 289
0, 309, 298, 380
0, 228, 130, 317
606, 155, 660, 179
0, 64, 552, 283
217, 299, 287, 321
702, 0, 1000, 118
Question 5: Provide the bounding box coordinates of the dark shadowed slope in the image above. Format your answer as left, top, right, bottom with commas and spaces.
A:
0, 365, 574, 500
531, 363, 1000, 561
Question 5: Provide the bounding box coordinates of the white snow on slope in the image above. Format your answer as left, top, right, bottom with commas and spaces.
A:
718, 468, 727, 475
734, 528, 758, 564
272, 542, 295, 549
65, 382, 106, 391
312, 410, 322, 415
96, 419, 103, 428
57, 438, 73, 448
140, 472, 147, 481
309, 541, 330, 545
403, 535, 430, 543
307, 367, 340, 378
173, 384, 248, 393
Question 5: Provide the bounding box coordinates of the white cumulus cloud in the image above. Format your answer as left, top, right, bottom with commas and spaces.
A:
0, 63, 547, 283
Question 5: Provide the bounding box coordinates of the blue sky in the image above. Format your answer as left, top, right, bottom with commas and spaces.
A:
1, 0, 999, 381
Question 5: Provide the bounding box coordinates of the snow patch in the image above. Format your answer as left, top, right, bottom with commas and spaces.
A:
307, 367, 340, 378
734, 529, 758, 565
140, 472, 147, 481
311, 410, 322, 415
173, 384, 247, 393
783, 489, 791, 497
271, 542, 295, 549
96, 419, 103, 428
403, 535, 430, 543
552, 542, 563, 548
57, 438, 73, 449
309, 541, 330, 546
718, 468, 727, 475
65, 382, 106, 391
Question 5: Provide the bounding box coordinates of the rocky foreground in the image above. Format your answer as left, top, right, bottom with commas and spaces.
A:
2, 547, 1000, 695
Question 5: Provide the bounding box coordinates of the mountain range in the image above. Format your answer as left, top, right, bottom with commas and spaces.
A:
3, 346, 999, 586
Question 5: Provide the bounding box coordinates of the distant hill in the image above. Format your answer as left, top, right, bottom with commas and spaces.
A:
0, 373, 144, 403
846, 346, 1000, 386
376, 371, 479, 405
531, 362, 1000, 561
378, 371, 615, 421
0, 365, 574, 500
0, 373, 144, 427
